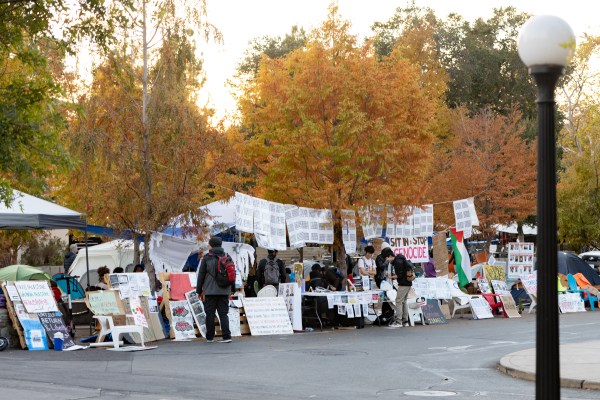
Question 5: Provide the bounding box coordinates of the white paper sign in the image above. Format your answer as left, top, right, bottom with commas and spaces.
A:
242, 297, 293, 336
342, 209, 357, 254
469, 295, 493, 319
359, 207, 384, 239
453, 198, 473, 238
128, 296, 148, 328
508, 242, 535, 280
558, 293, 586, 313
285, 206, 334, 248
170, 300, 196, 340
5, 285, 21, 301
234, 192, 255, 234
520, 272, 537, 297
14, 281, 58, 313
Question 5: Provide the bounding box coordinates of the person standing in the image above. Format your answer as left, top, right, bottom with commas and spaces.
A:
424, 249, 436, 278
357, 245, 377, 289
257, 249, 286, 290
389, 253, 415, 328
63, 244, 78, 273
196, 236, 232, 343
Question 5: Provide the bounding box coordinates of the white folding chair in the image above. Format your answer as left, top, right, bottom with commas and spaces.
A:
451, 296, 471, 318
90, 315, 144, 349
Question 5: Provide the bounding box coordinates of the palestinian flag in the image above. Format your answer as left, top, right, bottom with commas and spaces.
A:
449, 228, 472, 288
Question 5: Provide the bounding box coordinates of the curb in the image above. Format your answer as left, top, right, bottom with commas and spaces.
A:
497, 361, 600, 390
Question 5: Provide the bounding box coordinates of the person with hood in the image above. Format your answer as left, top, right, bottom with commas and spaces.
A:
196, 236, 232, 343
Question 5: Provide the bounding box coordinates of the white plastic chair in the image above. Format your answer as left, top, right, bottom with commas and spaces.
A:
528, 293, 537, 313
90, 315, 144, 349
451, 296, 471, 318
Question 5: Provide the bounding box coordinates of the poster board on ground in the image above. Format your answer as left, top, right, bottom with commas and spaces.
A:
37, 311, 76, 349
469, 295, 493, 319
558, 293, 586, 313
20, 319, 48, 350
242, 297, 293, 336
185, 290, 206, 338
14, 281, 58, 313
499, 295, 521, 318
169, 300, 196, 340
422, 299, 448, 325
278, 283, 296, 323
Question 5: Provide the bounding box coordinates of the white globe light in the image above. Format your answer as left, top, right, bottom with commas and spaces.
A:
517, 15, 576, 67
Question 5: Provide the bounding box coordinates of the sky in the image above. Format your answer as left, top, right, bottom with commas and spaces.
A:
197, 0, 600, 122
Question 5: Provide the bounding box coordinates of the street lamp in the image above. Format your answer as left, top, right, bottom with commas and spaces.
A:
517, 15, 575, 400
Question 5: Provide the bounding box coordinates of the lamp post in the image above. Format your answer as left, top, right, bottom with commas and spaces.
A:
517, 15, 575, 400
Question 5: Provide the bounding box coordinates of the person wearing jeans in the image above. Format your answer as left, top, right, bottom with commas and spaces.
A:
196, 236, 232, 343
388, 253, 414, 328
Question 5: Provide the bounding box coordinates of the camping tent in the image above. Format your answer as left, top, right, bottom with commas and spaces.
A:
557, 251, 600, 286
69, 240, 142, 287
0, 190, 85, 229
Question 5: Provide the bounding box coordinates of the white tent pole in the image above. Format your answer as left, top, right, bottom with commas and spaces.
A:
84, 221, 90, 290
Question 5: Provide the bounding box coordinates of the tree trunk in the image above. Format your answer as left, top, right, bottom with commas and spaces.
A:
332, 207, 347, 280
133, 237, 141, 266
143, 231, 156, 291
517, 221, 525, 242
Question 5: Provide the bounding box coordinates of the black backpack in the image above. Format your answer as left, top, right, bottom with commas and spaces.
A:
263, 258, 281, 285
394, 254, 415, 282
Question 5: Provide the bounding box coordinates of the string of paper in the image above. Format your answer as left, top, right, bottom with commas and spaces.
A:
285, 205, 334, 249
387, 205, 434, 238
358, 206, 385, 240
453, 197, 479, 239
253, 198, 287, 251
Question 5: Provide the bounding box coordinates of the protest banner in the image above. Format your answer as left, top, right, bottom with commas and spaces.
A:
242, 297, 293, 336
14, 281, 58, 313
389, 236, 428, 263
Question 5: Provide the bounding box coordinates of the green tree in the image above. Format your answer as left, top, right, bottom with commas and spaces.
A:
237, 5, 441, 274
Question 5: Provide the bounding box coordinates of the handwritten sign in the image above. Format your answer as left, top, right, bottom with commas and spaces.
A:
169, 300, 196, 340
558, 293, 586, 313
389, 236, 429, 263
128, 296, 148, 327
242, 297, 293, 336
520, 273, 537, 297
14, 281, 58, 313
87, 291, 124, 315
421, 299, 448, 325
412, 278, 452, 300
499, 295, 521, 318
37, 312, 76, 349
469, 295, 493, 319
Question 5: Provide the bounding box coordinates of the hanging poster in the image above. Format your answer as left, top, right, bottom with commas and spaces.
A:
242, 297, 293, 336
469, 296, 493, 319
20, 319, 48, 350
359, 207, 384, 239
389, 236, 429, 263
342, 209, 357, 254
169, 300, 196, 340
14, 281, 58, 313
558, 293, 586, 313
499, 295, 521, 318
420, 204, 435, 237
254, 199, 287, 251
37, 312, 76, 349
185, 290, 206, 338
507, 242, 535, 280
285, 206, 333, 248
234, 192, 255, 234
86, 290, 125, 315
453, 198, 473, 238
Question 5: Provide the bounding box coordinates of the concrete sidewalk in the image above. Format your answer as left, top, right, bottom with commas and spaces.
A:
498, 340, 600, 390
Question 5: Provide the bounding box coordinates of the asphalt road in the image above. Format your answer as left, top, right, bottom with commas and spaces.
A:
1, 312, 599, 399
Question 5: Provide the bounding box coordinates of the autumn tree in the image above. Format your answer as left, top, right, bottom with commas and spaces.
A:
236, 5, 440, 274
425, 107, 536, 243
61, 29, 233, 278
557, 35, 600, 249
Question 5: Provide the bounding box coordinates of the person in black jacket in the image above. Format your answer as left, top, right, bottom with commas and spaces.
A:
256, 250, 286, 289
389, 253, 415, 328
63, 244, 78, 274
196, 236, 232, 343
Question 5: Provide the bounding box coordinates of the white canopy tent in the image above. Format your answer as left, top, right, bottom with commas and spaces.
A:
495, 223, 537, 235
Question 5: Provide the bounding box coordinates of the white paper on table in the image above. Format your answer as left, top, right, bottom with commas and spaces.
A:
326, 295, 334, 309
353, 304, 361, 315
362, 304, 369, 314
347, 305, 355, 318
338, 305, 346, 315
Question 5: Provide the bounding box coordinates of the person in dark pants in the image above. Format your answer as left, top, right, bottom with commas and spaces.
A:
196, 236, 232, 343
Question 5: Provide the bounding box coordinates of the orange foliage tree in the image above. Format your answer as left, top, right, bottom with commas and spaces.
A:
236, 5, 441, 274
426, 107, 537, 242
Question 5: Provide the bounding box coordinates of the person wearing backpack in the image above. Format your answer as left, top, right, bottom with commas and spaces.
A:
257, 249, 286, 290
388, 253, 416, 328
196, 236, 233, 343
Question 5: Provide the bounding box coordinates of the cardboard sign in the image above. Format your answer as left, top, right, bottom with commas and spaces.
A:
128, 296, 148, 328
421, 299, 448, 325
499, 295, 521, 318
169, 300, 196, 340
87, 290, 124, 315
432, 234, 449, 276
242, 297, 293, 336
185, 290, 206, 338
558, 293, 586, 313
14, 281, 58, 313
37, 312, 76, 349
389, 236, 429, 263
469, 295, 493, 320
